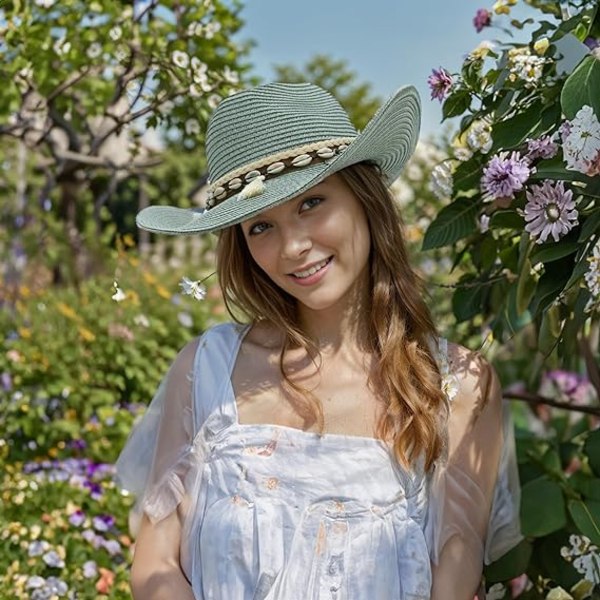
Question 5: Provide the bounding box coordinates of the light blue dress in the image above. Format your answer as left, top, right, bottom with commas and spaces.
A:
116, 323, 521, 600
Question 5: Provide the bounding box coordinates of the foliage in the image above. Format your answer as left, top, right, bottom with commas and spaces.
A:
273, 54, 382, 130
0, 238, 224, 465
0, 0, 248, 281
425, 0, 600, 597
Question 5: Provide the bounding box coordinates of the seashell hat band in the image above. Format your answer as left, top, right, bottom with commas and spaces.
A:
136, 82, 421, 234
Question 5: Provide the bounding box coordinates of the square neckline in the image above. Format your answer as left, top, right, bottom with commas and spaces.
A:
225, 323, 391, 448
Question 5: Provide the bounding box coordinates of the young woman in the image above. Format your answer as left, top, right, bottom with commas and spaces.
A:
116, 82, 521, 599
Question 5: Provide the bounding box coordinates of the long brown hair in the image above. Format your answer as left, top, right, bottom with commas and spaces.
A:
217, 162, 447, 471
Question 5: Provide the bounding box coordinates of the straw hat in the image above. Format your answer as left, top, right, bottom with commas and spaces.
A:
137, 82, 421, 234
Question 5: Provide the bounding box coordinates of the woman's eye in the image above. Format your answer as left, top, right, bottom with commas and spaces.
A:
248, 222, 270, 236
300, 197, 323, 211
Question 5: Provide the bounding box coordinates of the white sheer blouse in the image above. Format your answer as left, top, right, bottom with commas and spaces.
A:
116, 323, 521, 600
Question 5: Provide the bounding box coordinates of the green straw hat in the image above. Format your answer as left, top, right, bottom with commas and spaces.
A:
136, 82, 421, 234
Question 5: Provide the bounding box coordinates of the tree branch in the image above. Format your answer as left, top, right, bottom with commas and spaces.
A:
504, 390, 600, 417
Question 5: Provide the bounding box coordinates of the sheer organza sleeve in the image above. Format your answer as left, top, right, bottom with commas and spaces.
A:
426, 347, 522, 599
115, 338, 200, 533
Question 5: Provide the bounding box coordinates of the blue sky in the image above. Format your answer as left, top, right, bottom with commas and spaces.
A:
235, 0, 536, 137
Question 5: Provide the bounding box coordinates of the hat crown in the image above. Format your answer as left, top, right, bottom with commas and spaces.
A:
206, 83, 357, 183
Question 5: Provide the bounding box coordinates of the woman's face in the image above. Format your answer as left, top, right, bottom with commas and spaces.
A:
240, 174, 371, 313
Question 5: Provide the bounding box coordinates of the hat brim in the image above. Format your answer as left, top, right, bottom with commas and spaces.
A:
136, 85, 421, 235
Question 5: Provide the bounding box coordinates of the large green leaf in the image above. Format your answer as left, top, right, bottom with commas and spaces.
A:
483, 539, 533, 582
453, 157, 485, 193
421, 197, 479, 250
561, 56, 600, 119
442, 89, 471, 120
491, 101, 543, 150
531, 242, 579, 264
490, 210, 524, 230
568, 499, 600, 545
452, 281, 485, 322
579, 209, 600, 242
585, 430, 600, 476
521, 476, 566, 536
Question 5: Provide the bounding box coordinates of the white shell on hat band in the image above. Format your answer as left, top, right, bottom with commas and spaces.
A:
205, 137, 355, 208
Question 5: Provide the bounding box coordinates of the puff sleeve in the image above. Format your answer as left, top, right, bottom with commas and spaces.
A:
426, 348, 522, 599
115, 338, 200, 535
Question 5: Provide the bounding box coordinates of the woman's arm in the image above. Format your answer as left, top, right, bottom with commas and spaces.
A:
131, 512, 195, 600
429, 348, 504, 600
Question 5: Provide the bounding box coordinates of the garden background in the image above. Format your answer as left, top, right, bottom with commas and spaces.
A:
1, 0, 599, 598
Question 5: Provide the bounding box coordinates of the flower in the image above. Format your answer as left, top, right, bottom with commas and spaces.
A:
28, 540, 49, 557
42, 549, 65, 568
92, 514, 115, 532
172, 50, 190, 69
467, 121, 493, 153
82, 560, 98, 579
584, 240, 600, 302
562, 105, 600, 175
53, 37, 71, 56
454, 146, 473, 161
469, 40, 496, 60
133, 313, 150, 327
560, 534, 600, 584
478, 214, 490, 233
68, 510, 85, 527
185, 118, 200, 135
523, 180, 577, 244
111, 281, 126, 302
207, 94, 222, 110
481, 151, 532, 202
427, 67, 453, 102
493, 0, 517, 15
34, 0, 56, 7
429, 161, 453, 200
86, 42, 102, 59
486, 583, 507, 600
473, 8, 492, 32
508, 47, 547, 85
179, 277, 207, 301
533, 37, 550, 55
109, 26, 122, 41
96, 568, 115, 594
526, 135, 558, 160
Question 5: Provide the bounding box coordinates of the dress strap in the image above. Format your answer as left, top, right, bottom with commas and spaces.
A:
192, 322, 249, 437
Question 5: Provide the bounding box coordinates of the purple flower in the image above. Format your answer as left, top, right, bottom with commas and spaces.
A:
559, 120, 572, 142
473, 8, 492, 33
28, 540, 49, 557
42, 550, 65, 568
523, 180, 578, 244
427, 67, 453, 102
69, 439, 87, 451
1, 372, 12, 391
82, 528, 104, 549
92, 514, 115, 532
102, 539, 122, 556
584, 37, 600, 51
481, 151, 533, 201
82, 560, 98, 579
69, 510, 85, 527
526, 136, 558, 160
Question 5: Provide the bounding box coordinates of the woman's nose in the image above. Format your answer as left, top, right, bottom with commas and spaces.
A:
279, 225, 311, 259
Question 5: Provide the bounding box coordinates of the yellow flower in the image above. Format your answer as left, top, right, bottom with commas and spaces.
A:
143, 272, 157, 285
17, 327, 31, 339
534, 37, 550, 55
78, 326, 96, 342
156, 285, 171, 299
19, 286, 31, 298
493, 0, 516, 14
56, 302, 79, 321
48, 447, 58, 458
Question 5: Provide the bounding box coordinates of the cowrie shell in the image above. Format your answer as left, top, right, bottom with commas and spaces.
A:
291, 154, 312, 167
266, 161, 285, 174
238, 176, 265, 200
337, 144, 348, 152
228, 178, 243, 190
213, 186, 226, 200
245, 170, 262, 182
316, 147, 335, 159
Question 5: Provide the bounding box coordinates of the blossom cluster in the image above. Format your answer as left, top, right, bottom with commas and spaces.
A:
560, 534, 600, 585
561, 105, 600, 177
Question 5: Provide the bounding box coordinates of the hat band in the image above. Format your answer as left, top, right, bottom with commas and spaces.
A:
206, 137, 355, 208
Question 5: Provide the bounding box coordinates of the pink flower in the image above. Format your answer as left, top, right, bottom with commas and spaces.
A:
523, 180, 578, 244
427, 67, 453, 102
473, 8, 492, 33
526, 135, 558, 160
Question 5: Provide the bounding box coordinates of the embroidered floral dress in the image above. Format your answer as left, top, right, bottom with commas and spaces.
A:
116, 323, 521, 600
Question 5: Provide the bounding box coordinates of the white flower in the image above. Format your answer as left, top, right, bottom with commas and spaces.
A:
453, 146, 473, 162
390, 178, 415, 207
223, 66, 239, 85
179, 277, 207, 301
560, 534, 600, 583
178, 312, 193, 328
508, 47, 547, 85
486, 583, 507, 600
562, 105, 600, 175
172, 50, 190, 69
26, 576, 46, 589
185, 118, 200, 135
133, 314, 150, 328
187, 22, 204, 37
429, 161, 453, 200
42, 550, 65, 569
189, 84, 202, 98
111, 281, 126, 302
191, 57, 208, 75
35, 0, 56, 7
53, 37, 71, 56
584, 240, 600, 299
109, 26, 122, 41
158, 100, 175, 116
478, 214, 490, 233
467, 121, 493, 154
204, 21, 221, 39
82, 560, 97, 579
86, 42, 102, 59
207, 94, 221, 109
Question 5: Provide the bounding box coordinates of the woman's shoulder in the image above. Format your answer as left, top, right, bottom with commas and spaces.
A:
444, 340, 501, 414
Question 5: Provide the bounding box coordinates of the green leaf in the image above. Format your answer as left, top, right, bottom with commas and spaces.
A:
579, 209, 600, 242
569, 473, 600, 502
520, 476, 567, 536
585, 430, 600, 476
452, 281, 485, 322
490, 210, 524, 230
568, 499, 600, 545
491, 101, 543, 150
442, 89, 471, 120
561, 56, 600, 119
453, 158, 484, 193
421, 197, 479, 250
531, 242, 579, 264
483, 539, 533, 583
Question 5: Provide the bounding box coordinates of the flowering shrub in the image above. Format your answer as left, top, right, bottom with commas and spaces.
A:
425, 1, 600, 597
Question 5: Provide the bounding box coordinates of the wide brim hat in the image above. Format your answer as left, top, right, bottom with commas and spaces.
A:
137, 82, 421, 235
